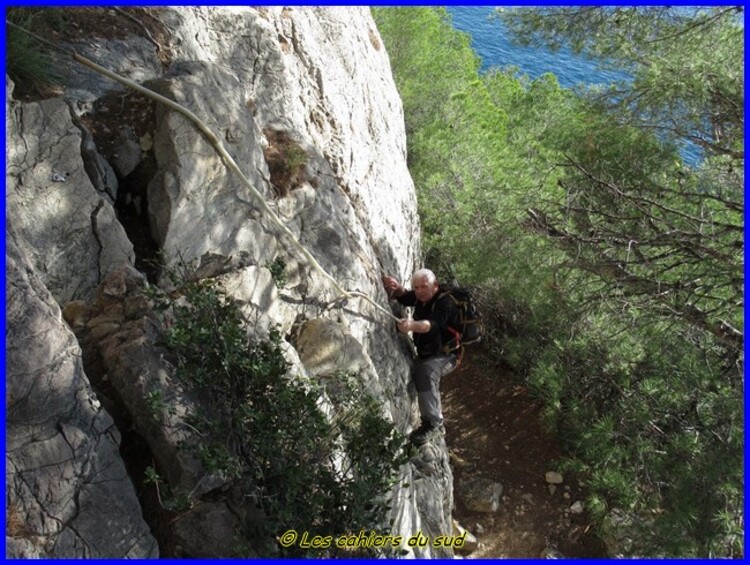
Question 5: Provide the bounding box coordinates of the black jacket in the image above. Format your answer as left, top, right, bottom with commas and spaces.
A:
397, 288, 460, 357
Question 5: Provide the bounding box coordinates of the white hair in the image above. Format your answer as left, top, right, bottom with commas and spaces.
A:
412, 268, 437, 285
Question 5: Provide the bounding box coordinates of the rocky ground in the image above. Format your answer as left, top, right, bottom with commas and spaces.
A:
442, 347, 607, 558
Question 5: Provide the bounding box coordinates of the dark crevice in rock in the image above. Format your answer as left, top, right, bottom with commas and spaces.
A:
90, 201, 105, 283
76, 338, 179, 557
118, 413, 181, 557
114, 152, 162, 284
76, 89, 162, 284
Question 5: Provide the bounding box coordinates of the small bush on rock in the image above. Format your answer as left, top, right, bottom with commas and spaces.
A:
262, 128, 308, 197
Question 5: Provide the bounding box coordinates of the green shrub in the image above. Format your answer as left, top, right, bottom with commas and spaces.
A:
264, 257, 287, 288
155, 276, 407, 556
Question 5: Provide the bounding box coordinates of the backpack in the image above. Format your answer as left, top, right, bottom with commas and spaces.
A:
436, 286, 484, 354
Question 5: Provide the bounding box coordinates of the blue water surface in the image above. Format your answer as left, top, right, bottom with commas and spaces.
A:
447, 6, 628, 88
446, 6, 703, 166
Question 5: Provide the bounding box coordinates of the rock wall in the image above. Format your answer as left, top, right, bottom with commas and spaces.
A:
6, 78, 134, 305
5, 226, 157, 557
5, 6, 453, 558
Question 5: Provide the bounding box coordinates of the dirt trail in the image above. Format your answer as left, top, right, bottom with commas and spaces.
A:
442, 348, 607, 558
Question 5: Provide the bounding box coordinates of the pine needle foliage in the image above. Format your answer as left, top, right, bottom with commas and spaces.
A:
373, 6, 743, 557
6, 8, 63, 95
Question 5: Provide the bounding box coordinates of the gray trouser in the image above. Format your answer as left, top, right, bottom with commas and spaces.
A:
413, 355, 458, 427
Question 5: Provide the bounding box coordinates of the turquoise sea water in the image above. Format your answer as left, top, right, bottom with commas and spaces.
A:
446, 7, 702, 166
447, 6, 628, 88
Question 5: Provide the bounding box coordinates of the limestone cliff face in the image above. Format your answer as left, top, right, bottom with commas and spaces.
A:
6, 7, 452, 557
5, 81, 134, 304
5, 227, 157, 557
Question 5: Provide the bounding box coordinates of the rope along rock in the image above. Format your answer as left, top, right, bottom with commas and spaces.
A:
8, 20, 402, 324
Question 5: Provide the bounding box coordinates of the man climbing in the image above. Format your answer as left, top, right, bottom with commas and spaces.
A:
383, 269, 459, 445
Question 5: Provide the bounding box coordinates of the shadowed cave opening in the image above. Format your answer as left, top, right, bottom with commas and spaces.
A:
114, 152, 162, 284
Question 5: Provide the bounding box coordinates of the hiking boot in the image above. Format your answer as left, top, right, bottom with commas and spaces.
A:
409, 420, 443, 446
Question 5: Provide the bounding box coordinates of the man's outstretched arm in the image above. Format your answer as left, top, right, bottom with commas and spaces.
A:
397, 319, 431, 334
382, 275, 406, 297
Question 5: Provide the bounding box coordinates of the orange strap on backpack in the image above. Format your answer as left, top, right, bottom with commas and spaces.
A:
445, 325, 464, 368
